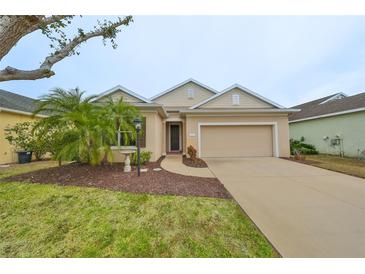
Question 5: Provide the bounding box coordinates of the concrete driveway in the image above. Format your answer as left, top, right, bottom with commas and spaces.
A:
205, 157, 365, 257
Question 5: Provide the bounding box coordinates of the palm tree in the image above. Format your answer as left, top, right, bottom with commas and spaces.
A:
99, 97, 140, 146
33, 87, 139, 165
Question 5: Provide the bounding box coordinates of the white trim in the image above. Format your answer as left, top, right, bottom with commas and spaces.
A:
0, 107, 48, 118
190, 84, 284, 109
319, 92, 347, 104
289, 107, 365, 123
150, 78, 218, 101
168, 122, 182, 152
91, 85, 151, 103
165, 117, 184, 122
181, 108, 301, 114
197, 122, 279, 158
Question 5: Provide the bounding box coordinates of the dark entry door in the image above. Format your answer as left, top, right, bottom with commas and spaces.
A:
170, 124, 180, 151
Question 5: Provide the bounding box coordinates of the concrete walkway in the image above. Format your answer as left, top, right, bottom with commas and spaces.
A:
161, 155, 215, 178
205, 157, 365, 257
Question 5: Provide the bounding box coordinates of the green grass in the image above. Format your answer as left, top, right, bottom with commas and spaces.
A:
0, 161, 278, 258
0, 160, 60, 179
305, 154, 365, 179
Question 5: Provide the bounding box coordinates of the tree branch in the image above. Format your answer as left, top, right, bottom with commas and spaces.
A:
0, 16, 70, 60
0, 66, 55, 81
0, 16, 133, 82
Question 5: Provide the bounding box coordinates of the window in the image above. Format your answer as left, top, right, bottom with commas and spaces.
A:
187, 88, 194, 99
115, 131, 135, 146
114, 117, 146, 148
232, 94, 240, 105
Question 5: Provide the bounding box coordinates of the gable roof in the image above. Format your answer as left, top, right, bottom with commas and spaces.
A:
91, 85, 151, 103
0, 89, 46, 116
190, 84, 284, 109
318, 92, 347, 104
150, 78, 218, 101
289, 92, 365, 122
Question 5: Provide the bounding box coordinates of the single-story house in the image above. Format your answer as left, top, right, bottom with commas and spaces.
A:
93, 79, 298, 161
289, 92, 365, 157
0, 89, 47, 164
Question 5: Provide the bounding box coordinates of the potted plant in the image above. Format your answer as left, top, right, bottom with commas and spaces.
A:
5, 122, 35, 164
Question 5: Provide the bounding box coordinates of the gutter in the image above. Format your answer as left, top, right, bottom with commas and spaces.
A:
289, 107, 365, 123
131, 103, 168, 118
0, 107, 48, 118
180, 108, 301, 115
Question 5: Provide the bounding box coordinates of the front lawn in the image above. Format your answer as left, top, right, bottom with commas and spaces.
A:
0, 162, 277, 258
0, 182, 277, 258
0, 160, 59, 179
302, 154, 365, 179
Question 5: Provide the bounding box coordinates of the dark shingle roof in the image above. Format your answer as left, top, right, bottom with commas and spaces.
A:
289, 92, 365, 121
0, 89, 40, 114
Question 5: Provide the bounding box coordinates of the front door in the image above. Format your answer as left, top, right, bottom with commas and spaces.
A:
170, 124, 180, 151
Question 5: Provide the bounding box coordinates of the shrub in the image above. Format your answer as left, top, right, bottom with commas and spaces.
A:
187, 145, 197, 160
131, 150, 152, 166
5, 122, 34, 152
5, 122, 49, 160
290, 138, 318, 155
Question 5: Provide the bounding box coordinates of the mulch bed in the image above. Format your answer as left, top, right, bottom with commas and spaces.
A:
1, 157, 230, 199
182, 155, 208, 168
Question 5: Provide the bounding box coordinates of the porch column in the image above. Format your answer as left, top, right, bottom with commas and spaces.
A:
162, 120, 166, 155
182, 120, 186, 155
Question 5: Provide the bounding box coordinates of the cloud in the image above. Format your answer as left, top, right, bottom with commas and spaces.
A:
1, 15, 365, 106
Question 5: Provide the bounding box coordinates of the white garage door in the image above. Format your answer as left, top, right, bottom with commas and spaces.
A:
200, 125, 273, 157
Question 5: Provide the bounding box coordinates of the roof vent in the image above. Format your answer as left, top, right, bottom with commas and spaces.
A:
187, 88, 195, 99
232, 94, 240, 105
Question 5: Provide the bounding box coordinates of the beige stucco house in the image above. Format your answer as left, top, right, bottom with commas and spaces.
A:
0, 89, 46, 164
93, 79, 298, 161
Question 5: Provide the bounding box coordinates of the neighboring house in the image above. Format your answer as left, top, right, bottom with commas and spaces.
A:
289, 92, 365, 157
0, 89, 46, 164
93, 78, 298, 161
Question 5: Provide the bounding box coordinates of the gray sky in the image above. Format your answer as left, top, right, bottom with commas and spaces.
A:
1, 16, 365, 107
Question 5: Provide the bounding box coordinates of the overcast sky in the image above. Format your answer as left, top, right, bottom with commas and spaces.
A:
1, 16, 365, 107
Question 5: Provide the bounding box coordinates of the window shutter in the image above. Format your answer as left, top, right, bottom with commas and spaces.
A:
139, 117, 146, 148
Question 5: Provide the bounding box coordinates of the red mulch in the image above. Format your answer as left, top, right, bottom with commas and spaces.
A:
182, 156, 208, 168
1, 157, 230, 199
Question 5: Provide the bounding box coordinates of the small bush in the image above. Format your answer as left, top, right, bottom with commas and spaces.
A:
5, 122, 34, 152
131, 150, 152, 165
4, 121, 49, 160
187, 145, 197, 160
290, 138, 318, 155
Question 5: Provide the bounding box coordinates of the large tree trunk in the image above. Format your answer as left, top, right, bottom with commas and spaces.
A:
0, 16, 42, 61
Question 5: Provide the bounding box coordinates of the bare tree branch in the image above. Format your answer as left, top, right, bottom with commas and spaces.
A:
0, 66, 55, 81
0, 15, 133, 82
0, 15, 68, 61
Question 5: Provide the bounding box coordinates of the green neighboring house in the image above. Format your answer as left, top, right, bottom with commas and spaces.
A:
289, 92, 365, 157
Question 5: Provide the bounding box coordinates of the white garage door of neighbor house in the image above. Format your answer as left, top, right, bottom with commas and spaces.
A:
200, 125, 274, 157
